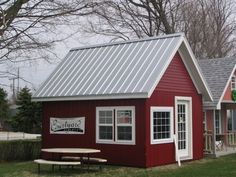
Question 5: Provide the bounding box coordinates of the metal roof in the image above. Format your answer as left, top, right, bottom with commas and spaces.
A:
33, 33, 212, 102
198, 57, 236, 109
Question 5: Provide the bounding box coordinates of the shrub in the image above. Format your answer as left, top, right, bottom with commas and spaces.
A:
0, 139, 41, 161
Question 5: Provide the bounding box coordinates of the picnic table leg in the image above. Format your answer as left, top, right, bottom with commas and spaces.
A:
80, 157, 83, 169
87, 153, 90, 170
52, 165, 55, 172
38, 164, 40, 174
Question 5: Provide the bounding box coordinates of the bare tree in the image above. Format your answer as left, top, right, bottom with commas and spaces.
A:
84, 0, 184, 40
82, 0, 236, 58
178, 0, 236, 59
0, 0, 94, 64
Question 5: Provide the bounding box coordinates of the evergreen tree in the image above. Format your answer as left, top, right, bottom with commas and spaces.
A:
10, 87, 42, 133
0, 88, 9, 129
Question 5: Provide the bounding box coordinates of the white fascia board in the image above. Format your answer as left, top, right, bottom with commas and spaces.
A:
179, 38, 213, 102
147, 34, 184, 97
32, 93, 149, 102
217, 64, 236, 109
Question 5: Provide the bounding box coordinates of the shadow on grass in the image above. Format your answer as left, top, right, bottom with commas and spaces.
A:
30, 164, 113, 177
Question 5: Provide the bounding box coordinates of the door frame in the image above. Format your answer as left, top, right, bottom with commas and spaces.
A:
175, 96, 193, 161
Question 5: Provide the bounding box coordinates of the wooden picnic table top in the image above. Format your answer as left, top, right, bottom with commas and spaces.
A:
41, 148, 101, 154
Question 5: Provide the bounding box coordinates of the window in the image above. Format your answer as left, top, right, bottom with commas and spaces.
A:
231, 75, 236, 90
151, 107, 173, 144
227, 110, 236, 132
215, 110, 221, 135
98, 109, 113, 141
96, 106, 135, 145
227, 109, 233, 132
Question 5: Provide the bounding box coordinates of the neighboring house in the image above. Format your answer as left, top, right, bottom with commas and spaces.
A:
198, 57, 236, 156
32, 33, 212, 167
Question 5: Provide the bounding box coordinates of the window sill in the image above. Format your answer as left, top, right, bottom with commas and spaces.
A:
151, 139, 173, 145
96, 140, 135, 145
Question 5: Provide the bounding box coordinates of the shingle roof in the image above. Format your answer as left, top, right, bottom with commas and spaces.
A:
198, 57, 236, 108
33, 33, 212, 102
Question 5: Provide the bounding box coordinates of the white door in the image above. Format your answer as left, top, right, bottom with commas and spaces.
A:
175, 97, 192, 160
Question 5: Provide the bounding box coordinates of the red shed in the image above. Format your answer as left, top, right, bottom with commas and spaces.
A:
33, 33, 212, 167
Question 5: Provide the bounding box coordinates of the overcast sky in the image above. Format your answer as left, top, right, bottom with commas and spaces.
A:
1, 31, 111, 97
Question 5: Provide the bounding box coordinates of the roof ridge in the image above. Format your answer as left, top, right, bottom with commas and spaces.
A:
70, 33, 184, 52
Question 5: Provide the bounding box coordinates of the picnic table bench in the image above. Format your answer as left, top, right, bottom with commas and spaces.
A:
62, 156, 107, 170
34, 159, 81, 173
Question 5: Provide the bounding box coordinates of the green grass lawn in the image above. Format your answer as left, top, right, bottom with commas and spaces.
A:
1, 154, 236, 177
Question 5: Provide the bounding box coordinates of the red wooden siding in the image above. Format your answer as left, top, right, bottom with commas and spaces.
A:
156, 53, 197, 93
146, 52, 203, 167
42, 99, 147, 167
205, 110, 213, 131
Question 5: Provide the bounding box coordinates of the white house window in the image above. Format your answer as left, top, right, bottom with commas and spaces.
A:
226, 110, 236, 132
231, 75, 236, 90
96, 107, 135, 145
98, 109, 113, 141
151, 107, 173, 144
215, 110, 221, 135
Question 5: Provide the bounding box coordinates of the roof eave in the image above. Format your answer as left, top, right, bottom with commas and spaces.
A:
32, 93, 149, 102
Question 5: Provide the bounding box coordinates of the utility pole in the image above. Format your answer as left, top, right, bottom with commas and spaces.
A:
9, 68, 20, 103
9, 77, 16, 103
17, 68, 20, 94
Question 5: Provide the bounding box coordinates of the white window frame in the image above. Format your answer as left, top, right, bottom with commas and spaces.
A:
215, 110, 222, 135
150, 107, 174, 144
96, 106, 135, 145
231, 75, 236, 90
96, 107, 114, 144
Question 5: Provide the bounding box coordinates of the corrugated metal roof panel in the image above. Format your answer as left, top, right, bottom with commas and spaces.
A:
33, 33, 188, 100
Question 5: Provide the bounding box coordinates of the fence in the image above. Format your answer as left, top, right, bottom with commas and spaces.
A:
0, 131, 41, 141
204, 132, 213, 153
204, 131, 236, 154
227, 132, 236, 147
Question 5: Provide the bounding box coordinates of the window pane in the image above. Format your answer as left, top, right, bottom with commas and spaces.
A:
153, 110, 171, 140
117, 126, 132, 140
117, 110, 132, 124
99, 126, 112, 140
99, 110, 113, 124
227, 110, 233, 131
232, 76, 236, 90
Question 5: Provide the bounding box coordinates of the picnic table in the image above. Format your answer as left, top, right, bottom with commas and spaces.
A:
35, 148, 106, 173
